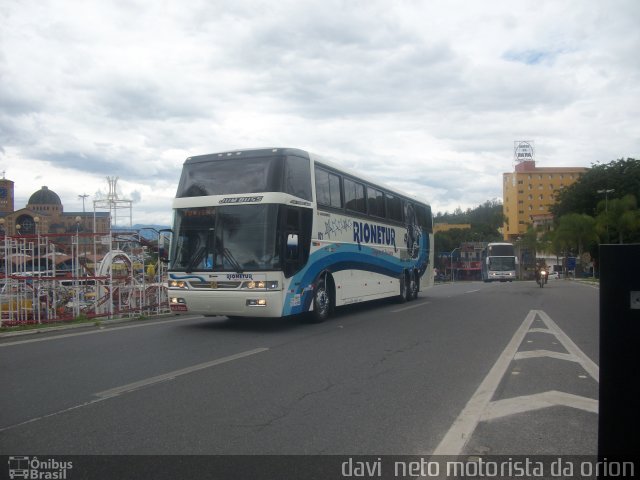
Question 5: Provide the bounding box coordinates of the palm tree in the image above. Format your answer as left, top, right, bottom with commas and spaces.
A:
550, 226, 572, 275
515, 226, 542, 278
553, 214, 598, 272
596, 194, 640, 244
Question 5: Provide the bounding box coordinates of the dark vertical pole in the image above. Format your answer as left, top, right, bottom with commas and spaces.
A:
598, 244, 640, 465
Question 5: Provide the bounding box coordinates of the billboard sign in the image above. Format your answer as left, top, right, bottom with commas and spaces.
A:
514, 141, 535, 162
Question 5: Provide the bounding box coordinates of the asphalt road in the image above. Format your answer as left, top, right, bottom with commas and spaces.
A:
0, 279, 599, 457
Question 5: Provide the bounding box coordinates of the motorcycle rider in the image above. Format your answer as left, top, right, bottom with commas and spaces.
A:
535, 260, 549, 285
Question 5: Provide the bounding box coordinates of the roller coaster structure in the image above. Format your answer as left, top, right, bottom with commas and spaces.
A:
0, 229, 170, 327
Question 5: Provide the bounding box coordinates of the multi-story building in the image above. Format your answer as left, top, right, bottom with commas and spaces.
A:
503, 160, 588, 241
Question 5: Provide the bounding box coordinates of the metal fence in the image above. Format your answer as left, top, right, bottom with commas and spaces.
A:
0, 230, 169, 327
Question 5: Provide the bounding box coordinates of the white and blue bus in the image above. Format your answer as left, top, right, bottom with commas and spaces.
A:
481, 242, 517, 282
168, 148, 433, 322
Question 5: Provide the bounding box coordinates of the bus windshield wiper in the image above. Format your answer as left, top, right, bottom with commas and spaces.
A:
222, 248, 243, 273
186, 246, 205, 273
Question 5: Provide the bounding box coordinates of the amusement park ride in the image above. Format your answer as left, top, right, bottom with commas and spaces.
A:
0, 227, 171, 327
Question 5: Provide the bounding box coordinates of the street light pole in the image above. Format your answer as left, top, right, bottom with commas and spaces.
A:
450, 247, 460, 283
0, 219, 4, 327
597, 189, 615, 243
34, 216, 41, 323
78, 194, 89, 215
34, 216, 40, 276
74, 216, 81, 319
79, 194, 89, 255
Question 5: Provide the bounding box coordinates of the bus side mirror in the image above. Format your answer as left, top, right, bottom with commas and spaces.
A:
286, 233, 299, 259
159, 229, 173, 263
515, 257, 519, 265
485, 257, 490, 265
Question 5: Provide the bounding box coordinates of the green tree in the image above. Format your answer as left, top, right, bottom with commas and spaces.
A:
434, 227, 473, 260
434, 228, 467, 271
514, 226, 542, 273
433, 200, 503, 272
547, 227, 570, 268
553, 213, 598, 259
552, 158, 640, 218
434, 199, 504, 242
595, 194, 640, 244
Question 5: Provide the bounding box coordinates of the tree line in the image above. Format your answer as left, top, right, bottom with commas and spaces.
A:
433, 199, 504, 277
434, 199, 504, 255
539, 158, 639, 267
435, 157, 640, 272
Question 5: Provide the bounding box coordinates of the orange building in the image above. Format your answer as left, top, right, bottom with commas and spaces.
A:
503, 160, 588, 241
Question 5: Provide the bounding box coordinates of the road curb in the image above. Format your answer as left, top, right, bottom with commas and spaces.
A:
0, 313, 175, 338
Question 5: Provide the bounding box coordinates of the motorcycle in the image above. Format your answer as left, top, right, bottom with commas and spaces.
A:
537, 269, 547, 288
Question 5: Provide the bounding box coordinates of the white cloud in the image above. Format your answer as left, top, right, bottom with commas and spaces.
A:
1, 0, 639, 225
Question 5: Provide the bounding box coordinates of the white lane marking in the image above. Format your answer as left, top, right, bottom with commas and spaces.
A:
572, 280, 599, 290
391, 301, 430, 313
0, 316, 201, 347
528, 328, 553, 334
432, 310, 537, 455
536, 310, 599, 382
0, 398, 105, 433
433, 309, 599, 455
480, 391, 598, 421
0, 347, 268, 432
95, 347, 269, 399
464, 289, 480, 294
514, 350, 580, 363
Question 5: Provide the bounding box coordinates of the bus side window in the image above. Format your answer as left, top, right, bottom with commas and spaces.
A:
415, 205, 433, 233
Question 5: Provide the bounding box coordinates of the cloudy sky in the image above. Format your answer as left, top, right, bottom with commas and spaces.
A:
1, 0, 639, 225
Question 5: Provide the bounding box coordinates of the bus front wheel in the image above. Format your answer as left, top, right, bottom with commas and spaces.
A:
311, 275, 332, 323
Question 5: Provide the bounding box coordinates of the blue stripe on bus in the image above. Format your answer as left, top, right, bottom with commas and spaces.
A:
169, 273, 208, 282
282, 238, 429, 316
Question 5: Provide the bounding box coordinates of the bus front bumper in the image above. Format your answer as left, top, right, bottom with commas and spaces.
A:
169, 290, 286, 318
488, 272, 516, 281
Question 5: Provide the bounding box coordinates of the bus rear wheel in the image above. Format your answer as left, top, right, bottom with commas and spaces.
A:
409, 272, 419, 300
406, 270, 418, 301
397, 275, 408, 303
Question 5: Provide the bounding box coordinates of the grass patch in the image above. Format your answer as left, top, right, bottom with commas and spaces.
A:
1, 314, 97, 333
0, 311, 157, 333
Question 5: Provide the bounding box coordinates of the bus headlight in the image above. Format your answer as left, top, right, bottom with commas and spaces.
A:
246, 298, 267, 307
170, 297, 188, 311
242, 281, 279, 290
169, 280, 188, 289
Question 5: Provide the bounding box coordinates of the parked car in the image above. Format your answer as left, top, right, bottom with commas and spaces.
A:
548, 271, 559, 280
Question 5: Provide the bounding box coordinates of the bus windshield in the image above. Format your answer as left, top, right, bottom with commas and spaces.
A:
488, 257, 516, 271
176, 153, 312, 200
170, 205, 280, 272
488, 244, 515, 256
